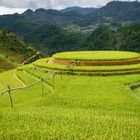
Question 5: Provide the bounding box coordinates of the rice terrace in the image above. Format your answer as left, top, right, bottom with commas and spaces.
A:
0, 51, 140, 139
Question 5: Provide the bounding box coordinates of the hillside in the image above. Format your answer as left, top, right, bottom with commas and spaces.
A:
0, 30, 36, 71
86, 1, 140, 24
26, 24, 83, 55
25, 23, 140, 55
0, 1, 139, 36
60, 6, 97, 15
0, 51, 140, 139
0, 9, 84, 36
80, 24, 140, 52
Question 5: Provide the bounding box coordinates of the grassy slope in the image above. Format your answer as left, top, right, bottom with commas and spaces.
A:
0, 56, 17, 71
53, 51, 140, 61
0, 48, 22, 71
0, 65, 140, 139
0, 30, 35, 72
0, 48, 24, 64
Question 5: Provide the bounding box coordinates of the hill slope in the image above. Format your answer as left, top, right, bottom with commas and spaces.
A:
86, 1, 140, 24
80, 24, 140, 52
61, 6, 97, 15
0, 1, 139, 36
26, 24, 83, 55
0, 9, 84, 36
25, 23, 140, 55
0, 30, 35, 71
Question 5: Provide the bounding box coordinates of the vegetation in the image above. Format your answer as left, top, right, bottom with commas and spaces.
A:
33, 58, 140, 72
0, 30, 34, 59
0, 1, 140, 138
80, 24, 140, 52
25, 24, 83, 55
32, 51, 140, 75
0, 17, 139, 72
0, 4, 138, 56
0, 62, 140, 139
53, 51, 140, 61
0, 30, 40, 72
25, 23, 140, 56
0, 1, 139, 36
0, 48, 24, 64
0, 54, 17, 71
85, 1, 140, 25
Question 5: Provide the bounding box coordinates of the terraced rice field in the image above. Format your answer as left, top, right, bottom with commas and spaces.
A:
0, 51, 140, 139
33, 51, 140, 75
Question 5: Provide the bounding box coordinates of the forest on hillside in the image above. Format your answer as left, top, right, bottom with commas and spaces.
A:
25, 23, 140, 55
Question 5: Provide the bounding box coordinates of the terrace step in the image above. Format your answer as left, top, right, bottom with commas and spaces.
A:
33, 51, 140, 76
49, 57, 140, 66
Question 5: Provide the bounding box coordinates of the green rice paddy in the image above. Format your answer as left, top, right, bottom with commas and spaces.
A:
0, 51, 140, 139
53, 51, 140, 61
33, 51, 140, 75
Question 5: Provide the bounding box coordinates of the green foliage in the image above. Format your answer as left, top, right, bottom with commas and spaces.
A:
85, 1, 140, 25
117, 24, 140, 51
26, 23, 140, 55
0, 29, 34, 58
26, 24, 83, 55
79, 24, 140, 52
80, 26, 115, 50
0, 29, 38, 72
0, 1, 139, 36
